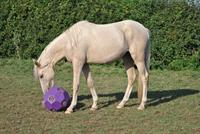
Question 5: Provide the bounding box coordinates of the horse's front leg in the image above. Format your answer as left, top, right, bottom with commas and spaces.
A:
65, 59, 84, 114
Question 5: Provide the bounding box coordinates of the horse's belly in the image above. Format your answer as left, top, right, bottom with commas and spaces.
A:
86, 43, 128, 64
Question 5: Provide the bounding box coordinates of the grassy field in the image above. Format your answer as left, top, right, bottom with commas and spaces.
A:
0, 59, 200, 134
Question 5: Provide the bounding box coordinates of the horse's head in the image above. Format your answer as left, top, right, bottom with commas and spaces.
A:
33, 59, 55, 94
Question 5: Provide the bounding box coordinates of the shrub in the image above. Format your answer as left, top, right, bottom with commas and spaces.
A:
0, 0, 200, 70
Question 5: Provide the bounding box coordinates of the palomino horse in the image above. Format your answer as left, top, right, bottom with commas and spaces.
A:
33, 20, 150, 114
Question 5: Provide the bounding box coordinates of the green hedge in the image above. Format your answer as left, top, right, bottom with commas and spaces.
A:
0, 0, 200, 70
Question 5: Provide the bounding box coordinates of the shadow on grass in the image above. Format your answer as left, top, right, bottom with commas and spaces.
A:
147, 89, 199, 106
77, 89, 199, 109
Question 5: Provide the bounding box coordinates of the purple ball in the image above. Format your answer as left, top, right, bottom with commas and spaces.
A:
43, 86, 71, 111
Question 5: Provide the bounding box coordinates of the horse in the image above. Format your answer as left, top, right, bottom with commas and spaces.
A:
33, 20, 150, 114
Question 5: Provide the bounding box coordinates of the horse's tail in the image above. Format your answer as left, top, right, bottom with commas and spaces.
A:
137, 28, 151, 103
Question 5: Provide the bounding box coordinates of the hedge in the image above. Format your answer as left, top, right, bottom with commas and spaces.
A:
0, 0, 200, 70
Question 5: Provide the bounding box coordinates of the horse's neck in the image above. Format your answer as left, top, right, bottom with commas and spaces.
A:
38, 32, 70, 66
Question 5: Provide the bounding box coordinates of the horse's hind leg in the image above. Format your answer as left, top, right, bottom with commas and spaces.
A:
130, 51, 149, 110
82, 64, 98, 111
117, 53, 137, 109
136, 62, 148, 110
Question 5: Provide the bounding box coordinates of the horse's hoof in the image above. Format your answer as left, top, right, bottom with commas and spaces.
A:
90, 106, 98, 111
116, 104, 124, 109
65, 110, 72, 114
65, 109, 73, 114
137, 105, 145, 110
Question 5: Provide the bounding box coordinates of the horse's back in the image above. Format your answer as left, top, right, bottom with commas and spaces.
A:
73, 20, 149, 43
69, 20, 149, 64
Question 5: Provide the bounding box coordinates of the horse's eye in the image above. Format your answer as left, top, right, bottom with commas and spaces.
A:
40, 74, 43, 79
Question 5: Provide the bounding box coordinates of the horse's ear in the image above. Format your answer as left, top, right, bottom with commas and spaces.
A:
32, 59, 41, 67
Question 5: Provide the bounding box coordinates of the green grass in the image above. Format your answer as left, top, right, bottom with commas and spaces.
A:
0, 59, 200, 134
